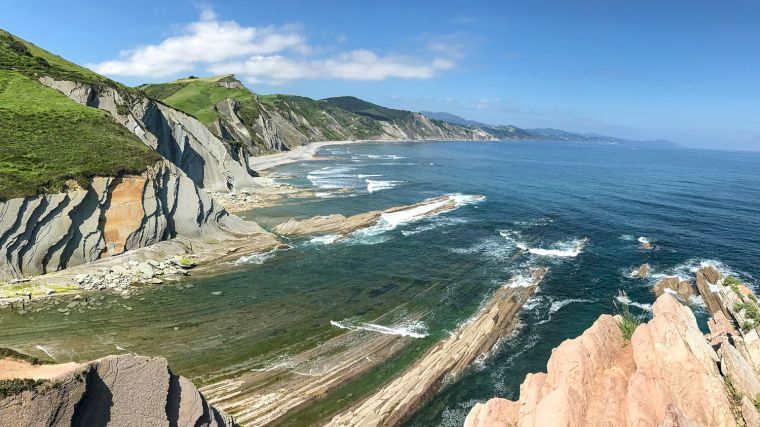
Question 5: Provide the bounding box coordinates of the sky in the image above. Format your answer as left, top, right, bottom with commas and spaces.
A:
3, 0, 759, 150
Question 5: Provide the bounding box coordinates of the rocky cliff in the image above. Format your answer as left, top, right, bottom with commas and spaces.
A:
0, 161, 248, 281
40, 76, 257, 192
140, 77, 499, 156
0, 353, 237, 426
464, 267, 760, 427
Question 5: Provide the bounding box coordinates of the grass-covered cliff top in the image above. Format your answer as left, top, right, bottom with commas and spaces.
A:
0, 70, 161, 200
0, 29, 132, 93
139, 75, 260, 125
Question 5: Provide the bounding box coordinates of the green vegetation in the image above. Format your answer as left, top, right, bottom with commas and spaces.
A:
0, 379, 45, 398
618, 309, 640, 341
259, 94, 385, 140
322, 96, 412, 121
0, 71, 161, 199
0, 347, 53, 365
734, 301, 760, 331
140, 75, 260, 126
0, 30, 132, 92
177, 256, 196, 268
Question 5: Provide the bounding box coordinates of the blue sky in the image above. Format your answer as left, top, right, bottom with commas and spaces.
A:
3, 0, 759, 150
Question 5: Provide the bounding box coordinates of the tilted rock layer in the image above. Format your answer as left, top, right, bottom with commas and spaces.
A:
0, 161, 250, 281
464, 293, 760, 427
0, 354, 236, 426
39, 77, 256, 192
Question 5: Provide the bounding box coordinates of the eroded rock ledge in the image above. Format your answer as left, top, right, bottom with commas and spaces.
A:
0, 353, 236, 426
327, 268, 546, 427
465, 267, 760, 427
274, 194, 485, 238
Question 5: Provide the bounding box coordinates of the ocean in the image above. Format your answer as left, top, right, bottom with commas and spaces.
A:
1, 140, 759, 425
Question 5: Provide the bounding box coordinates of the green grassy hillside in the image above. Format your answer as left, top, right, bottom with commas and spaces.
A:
321, 96, 412, 121
139, 75, 260, 126
258, 94, 385, 140
0, 30, 133, 93
0, 35, 162, 201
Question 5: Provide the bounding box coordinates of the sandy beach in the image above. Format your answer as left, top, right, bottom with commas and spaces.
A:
249, 140, 364, 172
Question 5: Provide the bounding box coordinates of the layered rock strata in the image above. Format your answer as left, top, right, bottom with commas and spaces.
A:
0, 161, 265, 281
327, 268, 546, 427
464, 266, 760, 427
274, 194, 485, 238
0, 354, 236, 426
39, 77, 257, 192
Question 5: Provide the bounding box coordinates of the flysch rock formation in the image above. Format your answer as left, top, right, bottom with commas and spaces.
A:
0, 353, 237, 427
464, 266, 760, 427
327, 268, 546, 427
273, 194, 486, 239
39, 77, 257, 192
0, 161, 276, 282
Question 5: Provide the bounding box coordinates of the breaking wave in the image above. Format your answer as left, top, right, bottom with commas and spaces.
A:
329, 319, 428, 338
366, 179, 403, 193
232, 249, 279, 265
615, 294, 652, 311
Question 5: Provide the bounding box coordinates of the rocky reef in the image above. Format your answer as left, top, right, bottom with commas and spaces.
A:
328, 269, 546, 427
0, 352, 236, 426
464, 266, 760, 427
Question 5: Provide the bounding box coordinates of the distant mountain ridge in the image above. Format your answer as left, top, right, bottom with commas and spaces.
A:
422, 112, 678, 147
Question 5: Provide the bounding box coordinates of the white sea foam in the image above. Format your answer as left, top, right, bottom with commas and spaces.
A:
233, 249, 278, 265
637, 236, 650, 244
523, 238, 588, 257
549, 298, 593, 314
329, 319, 428, 338
307, 234, 342, 245
615, 295, 652, 311
366, 179, 403, 193
370, 193, 483, 232
620, 234, 636, 241
35, 345, 57, 361
513, 217, 554, 227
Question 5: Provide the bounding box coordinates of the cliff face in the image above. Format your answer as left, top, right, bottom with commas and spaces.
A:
39, 77, 257, 192
141, 77, 500, 157
464, 268, 760, 427
0, 162, 242, 281
0, 354, 236, 426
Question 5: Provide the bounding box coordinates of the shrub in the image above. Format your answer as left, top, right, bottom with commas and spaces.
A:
616, 304, 640, 342
0, 379, 44, 397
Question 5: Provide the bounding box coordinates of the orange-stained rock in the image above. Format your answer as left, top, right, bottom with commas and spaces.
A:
103, 176, 147, 255
464, 294, 741, 427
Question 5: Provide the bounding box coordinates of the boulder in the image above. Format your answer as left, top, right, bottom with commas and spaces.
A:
634, 263, 651, 278
654, 276, 694, 300
135, 262, 155, 279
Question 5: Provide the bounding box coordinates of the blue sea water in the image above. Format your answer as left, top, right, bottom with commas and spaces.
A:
253, 140, 760, 425
1, 140, 758, 425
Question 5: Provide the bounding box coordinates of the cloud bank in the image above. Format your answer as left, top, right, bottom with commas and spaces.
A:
88, 9, 457, 83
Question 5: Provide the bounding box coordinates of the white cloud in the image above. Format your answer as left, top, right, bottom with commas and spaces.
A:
88, 9, 458, 82
88, 9, 306, 77
210, 50, 454, 84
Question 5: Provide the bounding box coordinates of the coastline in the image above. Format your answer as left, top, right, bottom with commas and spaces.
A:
249, 140, 365, 172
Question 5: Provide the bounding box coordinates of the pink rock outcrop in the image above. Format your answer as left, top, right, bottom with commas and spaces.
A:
464, 294, 752, 427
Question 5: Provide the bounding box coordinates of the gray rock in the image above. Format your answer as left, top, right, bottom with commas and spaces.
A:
135, 262, 155, 279
0, 354, 237, 426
